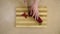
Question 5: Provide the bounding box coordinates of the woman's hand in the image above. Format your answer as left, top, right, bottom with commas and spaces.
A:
30, 5, 39, 20
30, 0, 39, 20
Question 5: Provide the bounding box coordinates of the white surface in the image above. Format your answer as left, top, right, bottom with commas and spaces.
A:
0, 0, 60, 34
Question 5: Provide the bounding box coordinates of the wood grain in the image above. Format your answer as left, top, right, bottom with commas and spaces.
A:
16, 7, 47, 27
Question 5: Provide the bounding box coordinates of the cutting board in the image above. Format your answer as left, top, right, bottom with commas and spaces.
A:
16, 6, 47, 27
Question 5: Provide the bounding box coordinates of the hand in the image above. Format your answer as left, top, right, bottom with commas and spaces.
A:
30, 5, 39, 20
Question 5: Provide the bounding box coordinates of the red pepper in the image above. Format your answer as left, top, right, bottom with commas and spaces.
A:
21, 11, 43, 25
21, 12, 28, 18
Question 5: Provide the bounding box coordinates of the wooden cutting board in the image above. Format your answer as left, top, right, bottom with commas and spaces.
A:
16, 6, 47, 27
